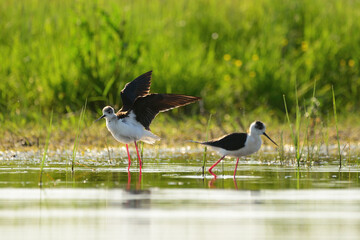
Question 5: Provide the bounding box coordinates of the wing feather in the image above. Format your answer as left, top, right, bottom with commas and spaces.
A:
202, 133, 248, 151
119, 70, 152, 112
131, 94, 201, 130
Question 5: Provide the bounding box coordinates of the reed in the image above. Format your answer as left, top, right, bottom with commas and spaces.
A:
278, 129, 285, 163
283, 90, 302, 167
39, 110, 53, 186
71, 100, 87, 172
2, 0, 360, 126
304, 103, 311, 165
322, 114, 330, 156
202, 114, 212, 176
332, 86, 341, 168
305, 80, 318, 165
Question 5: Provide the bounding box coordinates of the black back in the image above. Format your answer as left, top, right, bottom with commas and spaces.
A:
130, 94, 200, 130
202, 133, 248, 151
119, 71, 152, 112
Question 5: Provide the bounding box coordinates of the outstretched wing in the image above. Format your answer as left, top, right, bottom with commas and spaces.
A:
202, 133, 248, 151
131, 94, 201, 130
119, 70, 152, 112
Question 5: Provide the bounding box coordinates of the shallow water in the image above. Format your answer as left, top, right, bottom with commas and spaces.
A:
1, 147, 360, 239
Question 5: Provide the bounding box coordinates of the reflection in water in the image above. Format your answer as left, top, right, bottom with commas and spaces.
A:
207, 176, 241, 190
1, 188, 360, 240
233, 178, 238, 190
1, 150, 360, 239
126, 171, 143, 190
123, 171, 148, 208
208, 177, 216, 188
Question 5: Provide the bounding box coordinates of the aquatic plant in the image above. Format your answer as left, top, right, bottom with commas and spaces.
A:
2, 0, 360, 123
39, 110, 53, 186
332, 86, 341, 168
202, 114, 212, 176
71, 100, 87, 172
283, 84, 303, 167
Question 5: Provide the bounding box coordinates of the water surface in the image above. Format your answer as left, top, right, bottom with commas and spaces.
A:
0, 147, 360, 239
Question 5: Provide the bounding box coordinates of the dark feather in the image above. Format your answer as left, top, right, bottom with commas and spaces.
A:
131, 94, 201, 130
119, 71, 152, 112
202, 133, 248, 151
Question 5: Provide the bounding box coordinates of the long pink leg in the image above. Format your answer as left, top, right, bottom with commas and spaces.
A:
134, 141, 142, 172
208, 156, 225, 177
126, 144, 131, 172
233, 158, 240, 178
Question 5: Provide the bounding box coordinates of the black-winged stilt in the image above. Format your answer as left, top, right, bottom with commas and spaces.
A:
96, 71, 200, 172
192, 121, 277, 178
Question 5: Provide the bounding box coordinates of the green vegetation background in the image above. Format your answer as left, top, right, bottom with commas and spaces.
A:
1, 0, 359, 148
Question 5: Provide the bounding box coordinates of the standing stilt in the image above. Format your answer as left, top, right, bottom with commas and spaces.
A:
233, 157, 240, 178
208, 156, 225, 177
126, 144, 131, 172
134, 141, 142, 172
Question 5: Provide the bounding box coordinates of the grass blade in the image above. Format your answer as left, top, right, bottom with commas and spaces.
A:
39, 110, 53, 187
71, 99, 87, 172
332, 86, 341, 168
202, 114, 212, 176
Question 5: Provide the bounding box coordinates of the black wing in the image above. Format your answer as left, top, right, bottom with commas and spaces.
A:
131, 94, 201, 130
119, 71, 152, 112
202, 133, 248, 151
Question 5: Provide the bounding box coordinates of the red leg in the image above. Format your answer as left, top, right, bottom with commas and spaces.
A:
134, 141, 142, 172
233, 157, 240, 178
208, 156, 225, 177
126, 144, 131, 172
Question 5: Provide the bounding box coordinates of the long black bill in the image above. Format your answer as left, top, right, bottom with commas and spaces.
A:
263, 132, 278, 147
95, 115, 106, 122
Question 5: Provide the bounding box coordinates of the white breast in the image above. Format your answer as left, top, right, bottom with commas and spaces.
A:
106, 112, 145, 144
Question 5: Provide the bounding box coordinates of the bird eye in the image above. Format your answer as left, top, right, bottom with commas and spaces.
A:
255, 121, 264, 130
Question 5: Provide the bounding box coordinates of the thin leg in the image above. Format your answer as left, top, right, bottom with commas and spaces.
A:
233, 157, 240, 178
134, 141, 142, 172
208, 156, 225, 177
126, 144, 131, 172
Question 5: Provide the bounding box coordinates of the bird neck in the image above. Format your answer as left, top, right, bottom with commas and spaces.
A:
106, 115, 117, 123
248, 132, 261, 140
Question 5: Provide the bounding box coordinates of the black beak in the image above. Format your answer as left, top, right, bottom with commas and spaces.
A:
263, 132, 278, 147
95, 115, 106, 122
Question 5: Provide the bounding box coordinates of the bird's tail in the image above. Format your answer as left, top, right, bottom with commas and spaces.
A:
187, 140, 204, 144
141, 130, 161, 144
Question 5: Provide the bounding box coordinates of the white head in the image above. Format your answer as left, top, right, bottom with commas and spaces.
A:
96, 106, 116, 121
249, 121, 278, 146
249, 121, 266, 135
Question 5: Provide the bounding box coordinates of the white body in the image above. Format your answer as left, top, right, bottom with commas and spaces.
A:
105, 111, 160, 144
210, 133, 262, 157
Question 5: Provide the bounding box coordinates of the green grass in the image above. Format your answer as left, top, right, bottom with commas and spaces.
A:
71, 99, 87, 172
1, 0, 360, 123
202, 114, 212, 175
1, 0, 360, 164
39, 110, 53, 186
283, 93, 302, 167
332, 85, 341, 168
